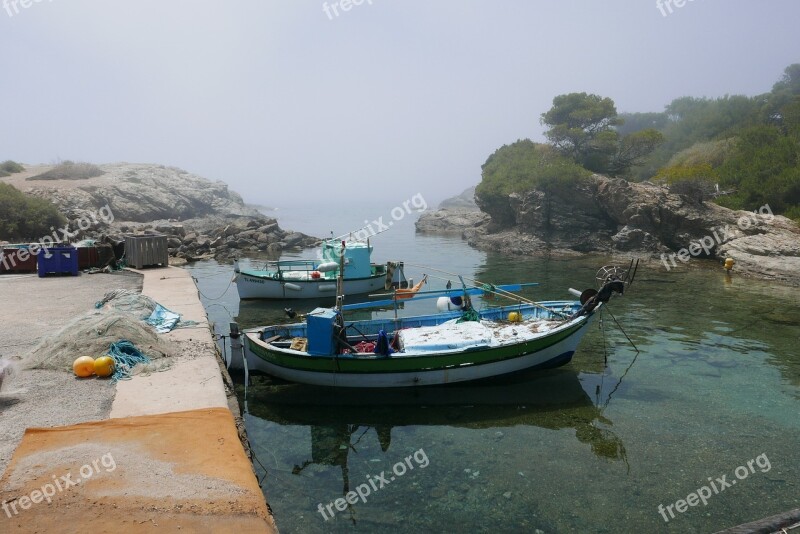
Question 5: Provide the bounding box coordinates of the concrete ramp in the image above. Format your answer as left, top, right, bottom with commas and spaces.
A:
0, 408, 276, 533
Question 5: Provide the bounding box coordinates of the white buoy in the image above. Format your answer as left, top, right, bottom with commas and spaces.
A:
317, 262, 339, 272
568, 288, 582, 298
437, 296, 465, 312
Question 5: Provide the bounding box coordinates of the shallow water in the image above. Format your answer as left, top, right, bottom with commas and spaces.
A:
186, 208, 800, 533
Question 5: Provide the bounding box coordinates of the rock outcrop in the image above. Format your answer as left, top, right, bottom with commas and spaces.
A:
420, 175, 800, 284
439, 186, 479, 210
2, 163, 318, 262
416, 186, 488, 233
16, 163, 260, 223
122, 217, 318, 263
416, 209, 489, 234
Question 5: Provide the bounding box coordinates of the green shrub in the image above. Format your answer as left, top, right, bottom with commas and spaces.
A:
654, 163, 718, 204
0, 160, 24, 177
0, 160, 25, 175
0, 183, 66, 241
476, 140, 590, 225
28, 161, 104, 181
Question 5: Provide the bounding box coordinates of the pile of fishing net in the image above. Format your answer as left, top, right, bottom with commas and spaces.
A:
20, 310, 175, 374
95, 289, 196, 333
94, 289, 159, 319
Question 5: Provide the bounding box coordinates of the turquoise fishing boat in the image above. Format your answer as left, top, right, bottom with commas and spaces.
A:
233, 237, 408, 300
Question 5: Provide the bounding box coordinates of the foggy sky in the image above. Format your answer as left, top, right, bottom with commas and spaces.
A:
1, 1, 798, 207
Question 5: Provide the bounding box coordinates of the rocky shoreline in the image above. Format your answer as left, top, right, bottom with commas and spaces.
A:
1, 163, 318, 263
417, 178, 800, 285
123, 216, 318, 263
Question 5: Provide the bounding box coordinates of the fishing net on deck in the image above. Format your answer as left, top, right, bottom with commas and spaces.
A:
20, 310, 175, 374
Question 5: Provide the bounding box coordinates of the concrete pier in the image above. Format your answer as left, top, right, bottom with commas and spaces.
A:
0, 267, 277, 532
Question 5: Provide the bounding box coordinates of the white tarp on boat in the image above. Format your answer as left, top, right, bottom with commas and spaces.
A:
398, 321, 494, 352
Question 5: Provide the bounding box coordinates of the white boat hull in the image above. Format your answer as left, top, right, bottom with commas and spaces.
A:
235, 272, 387, 300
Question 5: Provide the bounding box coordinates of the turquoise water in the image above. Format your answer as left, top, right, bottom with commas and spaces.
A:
185, 207, 800, 533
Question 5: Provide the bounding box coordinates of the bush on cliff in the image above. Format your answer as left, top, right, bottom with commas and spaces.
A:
0, 160, 25, 177
716, 124, 800, 216
655, 163, 718, 204
28, 161, 104, 181
475, 140, 590, 226
0, 183, 66, 241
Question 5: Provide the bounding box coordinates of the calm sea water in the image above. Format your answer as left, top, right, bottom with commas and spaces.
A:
185, 204, 800, 533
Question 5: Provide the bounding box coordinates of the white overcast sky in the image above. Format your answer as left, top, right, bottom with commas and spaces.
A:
1, 1, 798, 207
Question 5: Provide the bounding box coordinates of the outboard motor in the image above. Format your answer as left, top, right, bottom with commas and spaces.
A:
573, 280, 625, 317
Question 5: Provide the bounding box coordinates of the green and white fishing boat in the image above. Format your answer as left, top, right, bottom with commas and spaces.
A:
234, 260, 637, 388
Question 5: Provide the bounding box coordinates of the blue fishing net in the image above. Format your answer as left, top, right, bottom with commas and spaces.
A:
107, 340, 151, 382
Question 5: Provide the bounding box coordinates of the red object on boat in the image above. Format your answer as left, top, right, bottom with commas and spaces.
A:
311, 271, 321, 279
353, 341, 376, 353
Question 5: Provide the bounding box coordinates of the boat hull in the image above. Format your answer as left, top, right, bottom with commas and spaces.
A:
235, 272, 387, 299
237, 303, 597, 387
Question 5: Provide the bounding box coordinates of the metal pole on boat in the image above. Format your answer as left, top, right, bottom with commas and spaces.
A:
335, 240, 346, 312
229, 322, 249, 399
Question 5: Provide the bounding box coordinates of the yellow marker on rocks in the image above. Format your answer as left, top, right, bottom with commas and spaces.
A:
73, 356, 96, 378
724, 257, 735, 271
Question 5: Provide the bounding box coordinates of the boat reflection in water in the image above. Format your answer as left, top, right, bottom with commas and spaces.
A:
244, 368, 627, 523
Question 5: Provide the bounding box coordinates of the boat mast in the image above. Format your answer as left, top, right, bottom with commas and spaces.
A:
335, 240, 346, 312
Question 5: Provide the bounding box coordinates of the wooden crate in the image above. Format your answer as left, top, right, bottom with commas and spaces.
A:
124, 234, 169, 269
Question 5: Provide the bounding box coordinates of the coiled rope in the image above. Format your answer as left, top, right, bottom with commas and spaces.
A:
107, 340, 151, 382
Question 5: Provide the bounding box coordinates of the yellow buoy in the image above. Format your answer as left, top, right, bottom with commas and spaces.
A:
724, 257, 735, 271
73, 356, 96, 378
508, 312, 522, 323
94, 356, 115, 378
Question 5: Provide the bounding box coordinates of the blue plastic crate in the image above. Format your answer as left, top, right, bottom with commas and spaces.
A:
37, 246, 79, 277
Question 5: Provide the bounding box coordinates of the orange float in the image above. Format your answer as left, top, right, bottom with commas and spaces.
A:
73, 356, 96, 378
